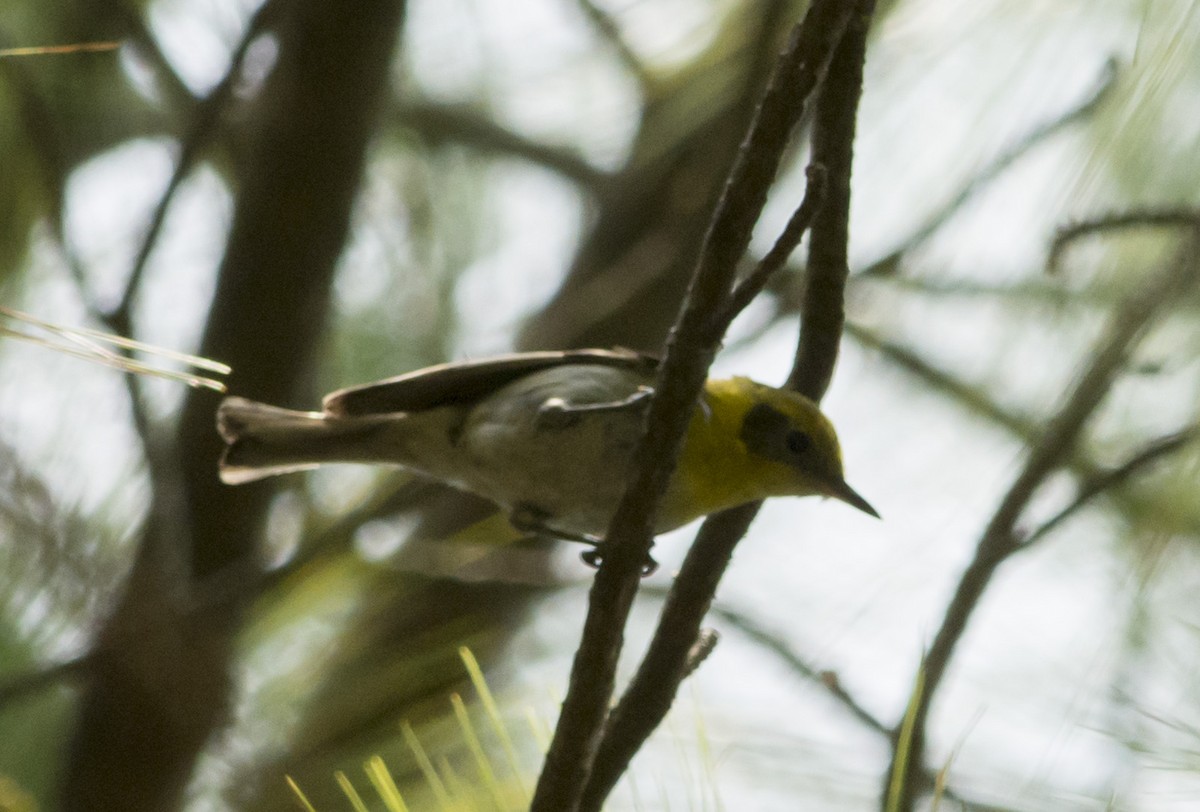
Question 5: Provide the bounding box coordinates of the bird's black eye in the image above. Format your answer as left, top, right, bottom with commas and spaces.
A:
786, 430, 811, 455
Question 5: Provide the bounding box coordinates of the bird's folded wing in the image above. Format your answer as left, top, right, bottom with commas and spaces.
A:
322, 348, 658, 416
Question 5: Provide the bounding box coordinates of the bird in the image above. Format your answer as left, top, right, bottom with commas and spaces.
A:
216, 349, 876, 567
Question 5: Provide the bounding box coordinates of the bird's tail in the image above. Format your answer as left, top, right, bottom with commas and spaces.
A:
216, 397, 394, 484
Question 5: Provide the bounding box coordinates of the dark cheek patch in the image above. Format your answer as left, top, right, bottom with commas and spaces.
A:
740, 402, 792, 462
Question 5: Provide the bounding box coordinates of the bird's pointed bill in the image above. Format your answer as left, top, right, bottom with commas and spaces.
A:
823, 476, 879, 518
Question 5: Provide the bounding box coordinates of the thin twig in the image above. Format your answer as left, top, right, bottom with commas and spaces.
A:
713, 604, 1013, 812
722, 163, 828, 322
847, 320, 1200, 543
707, 602, 889, 735
852, 274, 1112, 305
1021, 425, 1200, 548
862, 58, 1119, 277
532, 4, 862, 811
646, 590, 1022, 812
107, 0, 285, 336
1047, 207, 1200, 274
574, 0, 653, 91
885, 222, 1200, 811
399, 101, 609, 188
846, 321, 1039, 438
575, 4, 873, 810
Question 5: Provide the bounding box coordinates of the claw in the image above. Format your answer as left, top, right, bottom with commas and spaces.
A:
511, 503, 658, 576
580, 544, 658, 577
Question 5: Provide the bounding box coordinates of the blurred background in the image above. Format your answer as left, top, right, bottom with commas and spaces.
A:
1, 0, 1199, 809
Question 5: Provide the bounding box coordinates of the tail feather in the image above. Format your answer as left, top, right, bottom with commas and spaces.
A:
216, 397, 388, 484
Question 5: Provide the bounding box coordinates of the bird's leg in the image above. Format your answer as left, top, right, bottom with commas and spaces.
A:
509, 503, 600, 545
509, 503, 658, 576
536, 387, 652, 430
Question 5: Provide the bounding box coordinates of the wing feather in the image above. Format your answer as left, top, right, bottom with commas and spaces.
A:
322, 348, 658, 416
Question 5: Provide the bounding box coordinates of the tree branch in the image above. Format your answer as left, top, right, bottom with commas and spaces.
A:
1047, 206, 1200, 273
721, 163, 828, 322
846, 321, 1039, 437
1021, 424, 1200, 548
62, 3, 407, 808
846, 319, 1200, 545
105, 0, 285, 338
572, 4, 874, 810
398, 100, 609, 189
531, 4, 863, 811
791, 0, 871, 399
885, 221, 1200, 810
863, 58, 1118, 277
574, 0, 652, 91
706, 601, 889, 735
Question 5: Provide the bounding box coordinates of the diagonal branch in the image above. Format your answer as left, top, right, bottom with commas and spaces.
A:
574, 0, 652, 91
574, 4, 875, 810
531, 4, 864, 811
106, 0, 286, 338
1021, 424, 1200, 548
397, 101, 609, 189
846, 320, 1200, 547
721, 163, 828, 322
862, 58, 1119, 277
706, 601, 889, 735
884, 221, 1200, 811
707, 602, 1018, 812
845, 321, 1038, 438
62, 3, 408, 808
1047, 206, 1200, 273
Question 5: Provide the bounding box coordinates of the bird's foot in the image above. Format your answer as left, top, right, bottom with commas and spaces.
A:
510, 504, 658, 576
580, 542, 659, 577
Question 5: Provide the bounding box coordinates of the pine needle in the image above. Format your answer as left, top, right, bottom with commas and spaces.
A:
886, 659, 927, 812
0, 306, 230, 391
451, 692, 508, 809
0, 41, 121, 58
459, 645, 530, 802
364, 755, 410, 812
401, 722, 455, 811
284, 776, 318, 812
336, 770, 370, 812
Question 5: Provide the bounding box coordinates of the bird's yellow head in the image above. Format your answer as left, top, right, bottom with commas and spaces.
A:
670, 377, 877, 525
